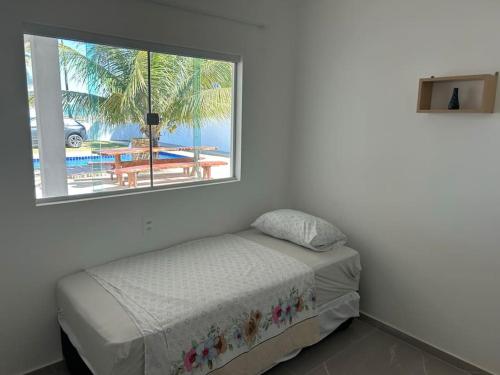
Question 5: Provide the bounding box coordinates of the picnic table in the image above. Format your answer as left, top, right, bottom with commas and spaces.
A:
114, 160, 228, 187
91, 146, 223, 184
93, 146, 218, 169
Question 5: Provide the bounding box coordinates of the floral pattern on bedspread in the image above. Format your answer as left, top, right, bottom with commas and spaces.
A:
86, 234, 317, 375
174, 287, 316, 374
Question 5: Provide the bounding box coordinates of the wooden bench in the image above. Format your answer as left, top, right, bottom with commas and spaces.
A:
106, 157, 195, 181
113, 160, 228, 187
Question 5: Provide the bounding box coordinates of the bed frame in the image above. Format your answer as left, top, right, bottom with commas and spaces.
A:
61, 329, 93, 375
60, 318, 354, 375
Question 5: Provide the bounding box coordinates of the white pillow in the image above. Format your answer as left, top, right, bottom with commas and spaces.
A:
251, 209, 347, 252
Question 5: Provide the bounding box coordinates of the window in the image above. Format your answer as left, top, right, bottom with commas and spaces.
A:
24, 30, 239, 203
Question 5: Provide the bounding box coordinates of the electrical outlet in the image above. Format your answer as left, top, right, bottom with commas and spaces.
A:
142, 217, 153, 235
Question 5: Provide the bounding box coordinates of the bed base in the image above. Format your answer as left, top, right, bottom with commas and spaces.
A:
61, 328, 92, 375
60, 318, 354, 375
335, 316, 354, 332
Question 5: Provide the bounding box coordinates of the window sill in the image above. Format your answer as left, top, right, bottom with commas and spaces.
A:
35, 177, 240, 206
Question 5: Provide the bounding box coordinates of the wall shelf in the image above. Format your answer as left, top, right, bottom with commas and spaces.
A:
417, 73, 498, 113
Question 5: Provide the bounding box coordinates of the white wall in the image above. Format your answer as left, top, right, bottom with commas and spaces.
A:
292, 0, 500, 373
0, 0, 298, 373
4, 0, 500, 373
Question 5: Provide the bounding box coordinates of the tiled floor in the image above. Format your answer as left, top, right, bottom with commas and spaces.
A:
31, 319, 471, 375
267, 319, 470, 375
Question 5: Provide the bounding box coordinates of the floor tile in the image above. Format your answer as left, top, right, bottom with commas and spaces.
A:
269, 319, 376, 374
324, 328, 469, 375
27, 319, 473, 375
306, 363, 330, 375
28, 362, 68, 375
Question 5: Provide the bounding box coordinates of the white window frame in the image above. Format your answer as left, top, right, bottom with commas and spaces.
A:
24, 24, 242, 206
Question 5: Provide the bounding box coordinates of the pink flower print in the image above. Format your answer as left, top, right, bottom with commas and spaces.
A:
183, 348, 197, 372
272, 305, 282, 324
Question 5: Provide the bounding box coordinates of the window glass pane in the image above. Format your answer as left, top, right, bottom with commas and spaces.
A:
24, 33, 236, 202
74, 41, 152, 192
26, 35, 152, 198
24, 38, 39, 195
150, 52, 234, 187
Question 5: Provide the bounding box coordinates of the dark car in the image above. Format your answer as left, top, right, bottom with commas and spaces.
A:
30, 117, 88, 148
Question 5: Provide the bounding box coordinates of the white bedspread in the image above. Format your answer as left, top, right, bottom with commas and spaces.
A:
86, 234, 316, 375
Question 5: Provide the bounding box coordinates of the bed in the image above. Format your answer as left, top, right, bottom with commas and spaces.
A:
56, 228, 361, 375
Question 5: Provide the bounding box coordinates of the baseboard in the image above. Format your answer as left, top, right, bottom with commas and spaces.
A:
25, 360, 66, 374
359, 312, 494, 375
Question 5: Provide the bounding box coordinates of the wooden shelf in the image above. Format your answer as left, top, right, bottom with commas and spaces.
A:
418, 109, 486, 113
417, 73, 498, 113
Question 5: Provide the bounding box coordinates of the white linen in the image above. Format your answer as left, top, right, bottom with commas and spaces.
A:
237, 229, 360, 305
317, 291, 360, 339
251, 209, 347, 251
86, 234, 316, 375
264, 291, 360, 374
56, 230, 361, 375
57, 272, 143, 375
58, 278, 359, 375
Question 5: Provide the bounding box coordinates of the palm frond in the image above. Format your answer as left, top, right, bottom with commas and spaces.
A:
58, 43, 126, 96
61, 90, 107, 119
58, 41, 234, 135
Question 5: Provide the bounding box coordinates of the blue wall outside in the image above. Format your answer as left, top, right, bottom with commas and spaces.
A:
88, 119, 231, 154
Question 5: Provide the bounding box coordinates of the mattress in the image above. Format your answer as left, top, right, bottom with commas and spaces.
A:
236, 229, 361, 306
56, 229, 361, 375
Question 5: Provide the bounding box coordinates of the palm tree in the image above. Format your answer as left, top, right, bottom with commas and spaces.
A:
58, 41, 233, 146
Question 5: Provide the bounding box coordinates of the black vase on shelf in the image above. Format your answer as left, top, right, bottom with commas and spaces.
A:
448, 88, 460, 110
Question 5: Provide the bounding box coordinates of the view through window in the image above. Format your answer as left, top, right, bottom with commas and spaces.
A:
25, 33, 237, 202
